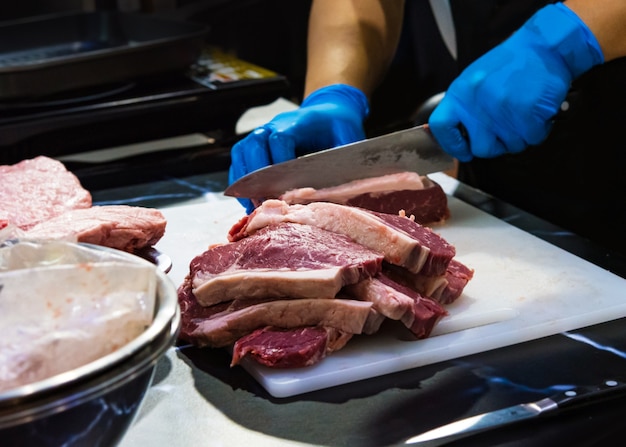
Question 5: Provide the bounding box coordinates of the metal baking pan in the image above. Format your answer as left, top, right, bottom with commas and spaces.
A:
0, 11, 209, 100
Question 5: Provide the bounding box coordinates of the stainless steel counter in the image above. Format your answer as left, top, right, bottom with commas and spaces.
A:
92, 170, 626, 447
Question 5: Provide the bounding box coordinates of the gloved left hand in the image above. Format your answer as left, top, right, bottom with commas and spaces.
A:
229, 84, 369, 213
429, 3, 604, 162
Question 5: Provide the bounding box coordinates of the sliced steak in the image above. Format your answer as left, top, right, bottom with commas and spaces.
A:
345, 274, 448, 339
280, 172, 450, 225
178, 277, 228, 342
281, 172, 426, 203
0, 156, 92, 230
231, 326, 353, 368
386, 277, 449, 339
188, 298, 375, 347
179, 276, 367, 355
401, 295, 449, 339
368, 210, 454, 276
383, 264, 449, 301
384, 259, 474, 305
229, 200, 455, 276
439, 259, 475, 305
24, 205, 166, 252
191, 222, 383, 307
344, 277, 414, 321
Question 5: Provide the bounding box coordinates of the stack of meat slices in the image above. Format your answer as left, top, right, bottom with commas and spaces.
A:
0, 156, 166, 252
178, 198, 473, 369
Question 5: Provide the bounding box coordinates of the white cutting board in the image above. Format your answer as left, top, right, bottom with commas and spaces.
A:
155, 174, 626, 398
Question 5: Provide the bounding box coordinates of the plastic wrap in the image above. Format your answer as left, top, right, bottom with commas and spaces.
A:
0, 240, 157, 391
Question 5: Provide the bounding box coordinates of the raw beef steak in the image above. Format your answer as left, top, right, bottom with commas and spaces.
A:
186, 297, 375, 348
280, 172, 450, 225
177, 277, 370, 349
190, 222, 383, 306
179, 197, 473, 369
231, 326, 353, 368
25, 205, 166, 252
383, 258, 474, 305
0, 156, 92, 230
229, 200, 455, 276
345, 274, 448, 338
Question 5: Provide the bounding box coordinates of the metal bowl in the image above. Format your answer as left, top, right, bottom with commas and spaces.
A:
0, 243, 180, 447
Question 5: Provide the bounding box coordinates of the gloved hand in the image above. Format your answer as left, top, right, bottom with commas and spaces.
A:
429, 2, 604, 162
229, 84, 369, 213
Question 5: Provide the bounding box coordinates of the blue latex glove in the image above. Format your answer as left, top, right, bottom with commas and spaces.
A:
429, 3, 604, 162
229, 84, 369, 213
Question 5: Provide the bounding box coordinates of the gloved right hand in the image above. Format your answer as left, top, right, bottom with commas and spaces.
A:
229, 83, 369, 213
429, 2, 604, 162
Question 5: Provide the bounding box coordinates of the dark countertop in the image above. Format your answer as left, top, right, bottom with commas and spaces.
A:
93, 169, 626, 447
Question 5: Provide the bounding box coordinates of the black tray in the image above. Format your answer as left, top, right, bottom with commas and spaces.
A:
0, 11, 208, 100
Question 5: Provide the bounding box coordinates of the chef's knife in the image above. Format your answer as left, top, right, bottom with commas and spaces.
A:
398, 378, 626, 446
224, 124, 454, 199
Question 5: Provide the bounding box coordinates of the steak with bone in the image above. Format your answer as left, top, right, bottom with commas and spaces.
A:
279, 172, 450, 225
228, 199, 455, 276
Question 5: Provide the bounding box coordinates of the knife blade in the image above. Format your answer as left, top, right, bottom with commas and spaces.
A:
224, 124, 454, 199
399, 378, 626, 446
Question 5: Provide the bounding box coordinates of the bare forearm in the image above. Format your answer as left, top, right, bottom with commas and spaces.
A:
305, 0, 405, 98
565, 0, 626, 61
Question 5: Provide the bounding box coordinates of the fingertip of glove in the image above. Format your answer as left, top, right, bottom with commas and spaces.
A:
437, 133, 473, 162
232, 126, 267, 153
429, 121, 472, 162
268, 132, 297, 163
525, 121, 553, 147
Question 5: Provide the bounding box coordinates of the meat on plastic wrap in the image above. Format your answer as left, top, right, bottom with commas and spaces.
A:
0, 240, 157, 392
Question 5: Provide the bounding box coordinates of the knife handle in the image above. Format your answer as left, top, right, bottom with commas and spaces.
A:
552, 378, 626, 410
